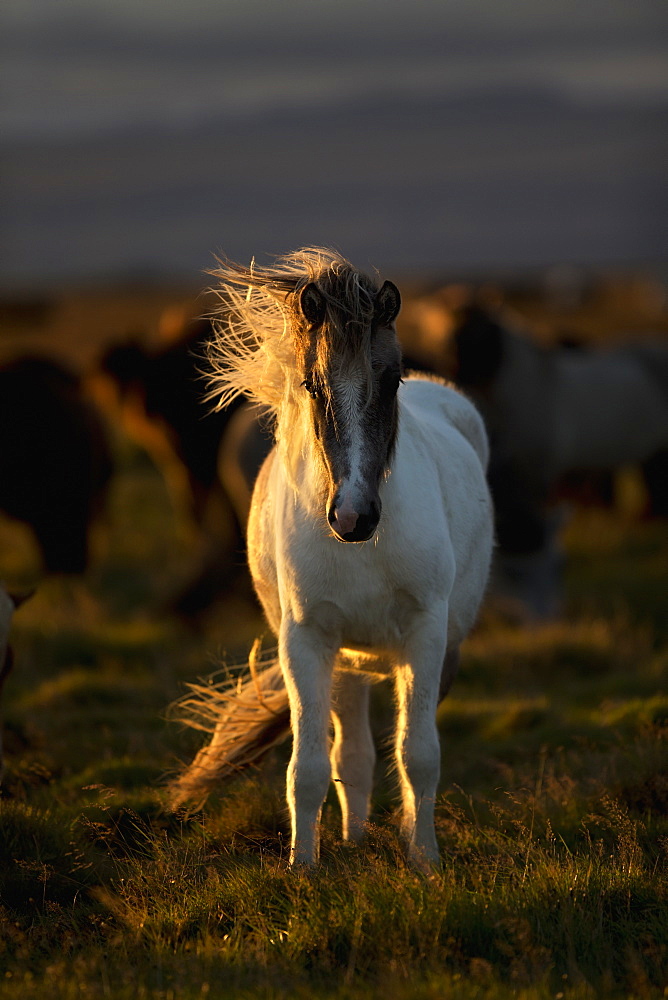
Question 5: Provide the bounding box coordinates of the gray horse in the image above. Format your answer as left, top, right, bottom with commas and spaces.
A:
450, 307, 668, 617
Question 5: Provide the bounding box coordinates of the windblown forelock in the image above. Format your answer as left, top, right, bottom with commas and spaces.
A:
312, 270, 377, 345
205, 245, 403, 513
210, 247, 376, 303
290, 258, 380, 413
206, 248, 386, 481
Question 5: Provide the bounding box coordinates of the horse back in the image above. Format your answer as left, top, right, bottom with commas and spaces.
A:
552, 345, 668, 471
402, 375, 489, 470
625, 341, 668, 400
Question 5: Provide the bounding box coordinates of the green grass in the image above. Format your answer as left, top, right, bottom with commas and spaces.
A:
1, 452, 667, 999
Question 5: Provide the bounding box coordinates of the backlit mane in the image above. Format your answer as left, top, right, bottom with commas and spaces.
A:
206, 246, 381, 472
206, 248, 378, 404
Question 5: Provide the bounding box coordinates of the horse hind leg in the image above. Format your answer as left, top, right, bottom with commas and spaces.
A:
439, 645, 460, 702
330, 668, 375, 844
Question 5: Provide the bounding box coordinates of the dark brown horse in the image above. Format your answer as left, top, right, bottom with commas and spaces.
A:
0, 357, 112, 574
100, 320, 273, 615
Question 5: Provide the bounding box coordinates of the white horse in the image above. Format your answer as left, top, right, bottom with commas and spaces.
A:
170, 248, 493, 868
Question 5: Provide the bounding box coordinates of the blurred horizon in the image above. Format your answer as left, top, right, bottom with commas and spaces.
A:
2, 0, 667, 291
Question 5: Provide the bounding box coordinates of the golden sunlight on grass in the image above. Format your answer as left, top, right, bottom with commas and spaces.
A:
1, 282, 667, 999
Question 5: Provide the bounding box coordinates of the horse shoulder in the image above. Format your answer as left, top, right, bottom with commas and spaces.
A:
397, 382, 494, 644
401, 377, 489, 470
395, 386, 492, 557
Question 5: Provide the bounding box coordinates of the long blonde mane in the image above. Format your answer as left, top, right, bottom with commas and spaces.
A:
208, 247, 376, 404
206, 247, 380, 461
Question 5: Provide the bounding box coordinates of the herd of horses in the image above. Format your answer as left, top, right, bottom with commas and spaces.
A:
2, 248, 668, 865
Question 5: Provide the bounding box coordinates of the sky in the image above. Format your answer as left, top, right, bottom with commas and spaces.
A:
1, 0, 667, 288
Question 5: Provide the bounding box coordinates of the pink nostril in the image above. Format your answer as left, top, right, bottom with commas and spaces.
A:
328, 493, 381, 541
329, 506, 358, 536
328, 494, 359, 536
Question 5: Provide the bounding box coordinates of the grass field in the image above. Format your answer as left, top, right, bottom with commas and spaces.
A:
1, 286, 668, 999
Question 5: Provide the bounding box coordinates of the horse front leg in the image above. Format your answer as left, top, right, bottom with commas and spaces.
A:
279, 617, 337, 866
330, 668, 375, 843
394, 614, 448, 870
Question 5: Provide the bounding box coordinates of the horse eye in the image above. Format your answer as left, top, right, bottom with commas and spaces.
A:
301, 378, 319, 400
379, 366, 402, 396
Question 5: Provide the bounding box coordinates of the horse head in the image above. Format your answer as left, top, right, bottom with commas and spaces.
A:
294, 272, 402, 542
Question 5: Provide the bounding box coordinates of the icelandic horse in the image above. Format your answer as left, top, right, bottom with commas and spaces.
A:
170, 248, 493, 868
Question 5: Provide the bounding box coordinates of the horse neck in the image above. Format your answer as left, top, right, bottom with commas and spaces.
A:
274, 395, 323, 506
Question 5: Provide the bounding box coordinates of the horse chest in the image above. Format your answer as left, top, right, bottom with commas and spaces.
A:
279, 526, 449, 654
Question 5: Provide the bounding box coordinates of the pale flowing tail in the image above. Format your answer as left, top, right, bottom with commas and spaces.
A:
168, 640, 290, 811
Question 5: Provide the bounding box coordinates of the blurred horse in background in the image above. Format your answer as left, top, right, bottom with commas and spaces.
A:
427, 303, 668, 618
0, 357, 112, 575
0, 586, 16, 778
0, 358, 100, 776
170, 248, 493, 868
216, 402, 273, 531
100, 318, 228, 525
0, 587, 32, 778
99, 318, 272, 617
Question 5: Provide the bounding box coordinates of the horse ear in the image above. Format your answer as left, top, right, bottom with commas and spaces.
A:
300, 283, 327, 328
376, 281, 401, 326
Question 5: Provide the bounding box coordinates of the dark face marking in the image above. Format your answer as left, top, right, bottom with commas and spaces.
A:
294, 273, 403, 542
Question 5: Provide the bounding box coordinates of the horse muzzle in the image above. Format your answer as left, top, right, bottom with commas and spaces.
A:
327, 494, 381, 543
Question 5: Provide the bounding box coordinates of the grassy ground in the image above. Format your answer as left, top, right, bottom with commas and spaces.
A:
1, 402, 667, 997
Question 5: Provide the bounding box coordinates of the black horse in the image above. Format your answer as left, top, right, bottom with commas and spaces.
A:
0, 357, 112, 574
